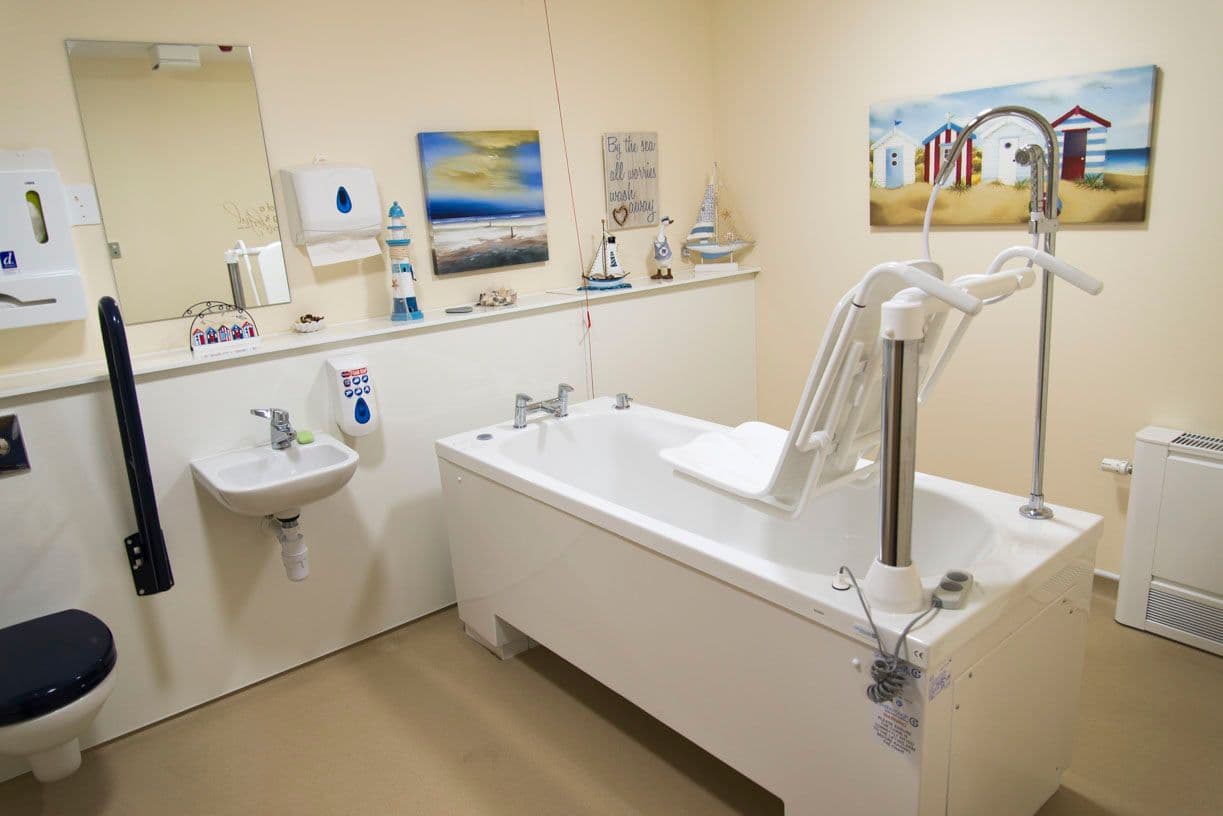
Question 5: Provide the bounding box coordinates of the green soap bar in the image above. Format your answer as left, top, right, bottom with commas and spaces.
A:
296, 430, 315, 444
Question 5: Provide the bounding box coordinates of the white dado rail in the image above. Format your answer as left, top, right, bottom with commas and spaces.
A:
0, 267, 758, 400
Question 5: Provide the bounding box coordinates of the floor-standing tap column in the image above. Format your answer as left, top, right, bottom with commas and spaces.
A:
879, 337, 920, 568
933, 105, 1063, 520
1016, 141, 1058, 520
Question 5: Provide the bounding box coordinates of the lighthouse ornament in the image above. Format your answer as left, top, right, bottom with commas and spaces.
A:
651, 216, 675, 280
386, 201, 423, 321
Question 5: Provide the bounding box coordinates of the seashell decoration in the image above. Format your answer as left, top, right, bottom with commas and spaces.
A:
476, 287, 518, 308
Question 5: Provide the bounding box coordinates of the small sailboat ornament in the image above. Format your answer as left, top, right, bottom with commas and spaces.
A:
684, 163, 754, 271
583, 219, 631, 290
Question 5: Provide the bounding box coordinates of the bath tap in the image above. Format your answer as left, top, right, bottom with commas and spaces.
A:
932, 105, 1091, 520
514, 384, 574, 429
251, 408, 296, 450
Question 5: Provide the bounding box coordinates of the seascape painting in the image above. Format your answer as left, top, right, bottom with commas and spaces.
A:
418, 130, 548, 274
869, 65, 1157, 226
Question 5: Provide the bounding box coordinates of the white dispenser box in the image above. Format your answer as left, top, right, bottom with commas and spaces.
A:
326, 354, 380, 436
280, 163, 382, 267
0, 150, 86, 330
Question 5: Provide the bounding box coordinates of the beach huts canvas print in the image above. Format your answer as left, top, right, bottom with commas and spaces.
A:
869, 65, 1157, 226
418, 130, 548, 275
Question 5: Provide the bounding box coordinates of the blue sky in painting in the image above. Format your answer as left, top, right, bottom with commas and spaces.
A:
418, 131, 545, 221
869, 66, 1156, 149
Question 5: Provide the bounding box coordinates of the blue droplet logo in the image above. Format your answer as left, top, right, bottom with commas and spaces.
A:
354, 397, 371, 424
336, 186, 352, 214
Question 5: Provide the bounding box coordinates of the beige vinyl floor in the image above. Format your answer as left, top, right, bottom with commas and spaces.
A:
1, 579, 1220, 815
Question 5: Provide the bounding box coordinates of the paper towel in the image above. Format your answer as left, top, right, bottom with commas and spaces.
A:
305, 237, 382, 267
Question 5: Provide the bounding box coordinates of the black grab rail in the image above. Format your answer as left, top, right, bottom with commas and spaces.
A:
99, 296, 174, 596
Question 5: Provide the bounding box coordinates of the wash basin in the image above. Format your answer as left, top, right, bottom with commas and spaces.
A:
190, 433, 358, 517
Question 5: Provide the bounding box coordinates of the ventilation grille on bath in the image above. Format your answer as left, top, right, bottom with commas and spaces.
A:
1031, 561, 1091, 604
1146, 585, 1223, 646
1170, 432, 1223, 455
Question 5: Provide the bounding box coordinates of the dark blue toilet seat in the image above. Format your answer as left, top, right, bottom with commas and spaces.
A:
0, 610, 117, 726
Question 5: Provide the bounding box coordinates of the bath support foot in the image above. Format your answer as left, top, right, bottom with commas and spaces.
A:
463, 620, 534, 661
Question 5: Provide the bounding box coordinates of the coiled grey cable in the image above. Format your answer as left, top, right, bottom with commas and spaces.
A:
839, 566, 941, 704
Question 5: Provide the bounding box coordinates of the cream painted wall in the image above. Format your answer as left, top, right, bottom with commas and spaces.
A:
69, 54, 280, 323
713, 0, 1223, 572
1, 0, 715, 374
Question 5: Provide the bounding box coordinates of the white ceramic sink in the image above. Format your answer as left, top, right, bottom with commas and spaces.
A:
190, 433, 359, 517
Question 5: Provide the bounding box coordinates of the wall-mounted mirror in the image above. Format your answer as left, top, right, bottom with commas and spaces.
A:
66, 41, 289, 324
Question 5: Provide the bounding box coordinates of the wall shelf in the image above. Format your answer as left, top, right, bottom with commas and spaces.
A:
0, 266, 758, 401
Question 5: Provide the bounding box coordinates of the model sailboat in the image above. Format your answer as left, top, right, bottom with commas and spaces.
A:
583, 219, 630, 289
684, 163, 754, 271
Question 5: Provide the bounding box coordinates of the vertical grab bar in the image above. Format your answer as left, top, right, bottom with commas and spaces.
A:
98, 296, 174, 596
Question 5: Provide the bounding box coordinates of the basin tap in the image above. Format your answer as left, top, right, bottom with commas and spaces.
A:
514, 384, 575, 429
251, 408, 296, 450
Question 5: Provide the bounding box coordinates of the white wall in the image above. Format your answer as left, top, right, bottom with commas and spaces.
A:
0, 0, 747, 783
0, 0, 716, 373
0, 276, 756, 782
713, 0, 1223, 573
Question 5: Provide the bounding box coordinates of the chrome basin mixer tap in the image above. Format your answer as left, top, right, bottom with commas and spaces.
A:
514, 384, 575, 429
251, 408, 296, 450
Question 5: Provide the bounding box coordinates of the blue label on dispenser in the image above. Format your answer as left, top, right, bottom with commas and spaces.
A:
354, 396, 371, 424
0, 251, 16, 270
336, 186, 352, 214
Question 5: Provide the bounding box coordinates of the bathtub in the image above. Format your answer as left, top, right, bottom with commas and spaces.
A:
437, 397, 1101, 815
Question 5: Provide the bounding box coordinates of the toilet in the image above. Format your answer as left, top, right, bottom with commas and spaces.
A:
0, 610, 117, 782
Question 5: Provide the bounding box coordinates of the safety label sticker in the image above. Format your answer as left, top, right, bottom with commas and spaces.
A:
928, 657, 953, 702
873, 703, 919, 756
870, 653, 922, 756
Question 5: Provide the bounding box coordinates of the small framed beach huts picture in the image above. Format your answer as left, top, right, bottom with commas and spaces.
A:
417, 130, 548, 275
868, 65, 1157, 226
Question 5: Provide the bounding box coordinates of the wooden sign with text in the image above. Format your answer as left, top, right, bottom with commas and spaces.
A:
602, 132, 658, 230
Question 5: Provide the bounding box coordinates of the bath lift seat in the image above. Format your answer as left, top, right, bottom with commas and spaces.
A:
661, 249, 1099, 516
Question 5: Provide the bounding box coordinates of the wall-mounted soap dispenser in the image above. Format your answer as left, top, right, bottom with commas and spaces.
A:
0, 150, 86, 329
327, 354, 380, 436
280, 163, 382, 267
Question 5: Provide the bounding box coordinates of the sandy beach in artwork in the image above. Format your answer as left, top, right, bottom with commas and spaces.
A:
430, 217, 548, 275
871, 174, 1149, 226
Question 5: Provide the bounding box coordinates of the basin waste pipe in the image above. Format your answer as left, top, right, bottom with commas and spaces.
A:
269, 511, 308, 581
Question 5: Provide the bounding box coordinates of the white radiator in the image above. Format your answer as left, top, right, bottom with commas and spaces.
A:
1116, 427, 1223, 655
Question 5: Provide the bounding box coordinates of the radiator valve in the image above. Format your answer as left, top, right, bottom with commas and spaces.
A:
1100, 458, 1133, 476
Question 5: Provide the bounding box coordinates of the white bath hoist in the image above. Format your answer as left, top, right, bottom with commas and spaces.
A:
837, 566, 941, 704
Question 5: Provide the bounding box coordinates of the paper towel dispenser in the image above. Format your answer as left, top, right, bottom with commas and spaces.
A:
279, 163, 382, 266
0, 149, 87, 330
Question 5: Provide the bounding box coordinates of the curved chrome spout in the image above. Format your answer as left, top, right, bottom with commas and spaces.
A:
934, 105, 1069, 520
934, 105, 1059, 215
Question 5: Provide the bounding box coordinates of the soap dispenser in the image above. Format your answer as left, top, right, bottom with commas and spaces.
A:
326, 355, 380, 436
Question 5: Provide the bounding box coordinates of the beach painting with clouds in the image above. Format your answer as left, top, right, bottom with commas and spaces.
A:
869, 65, 1157, 226
418, 130, 548, 275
